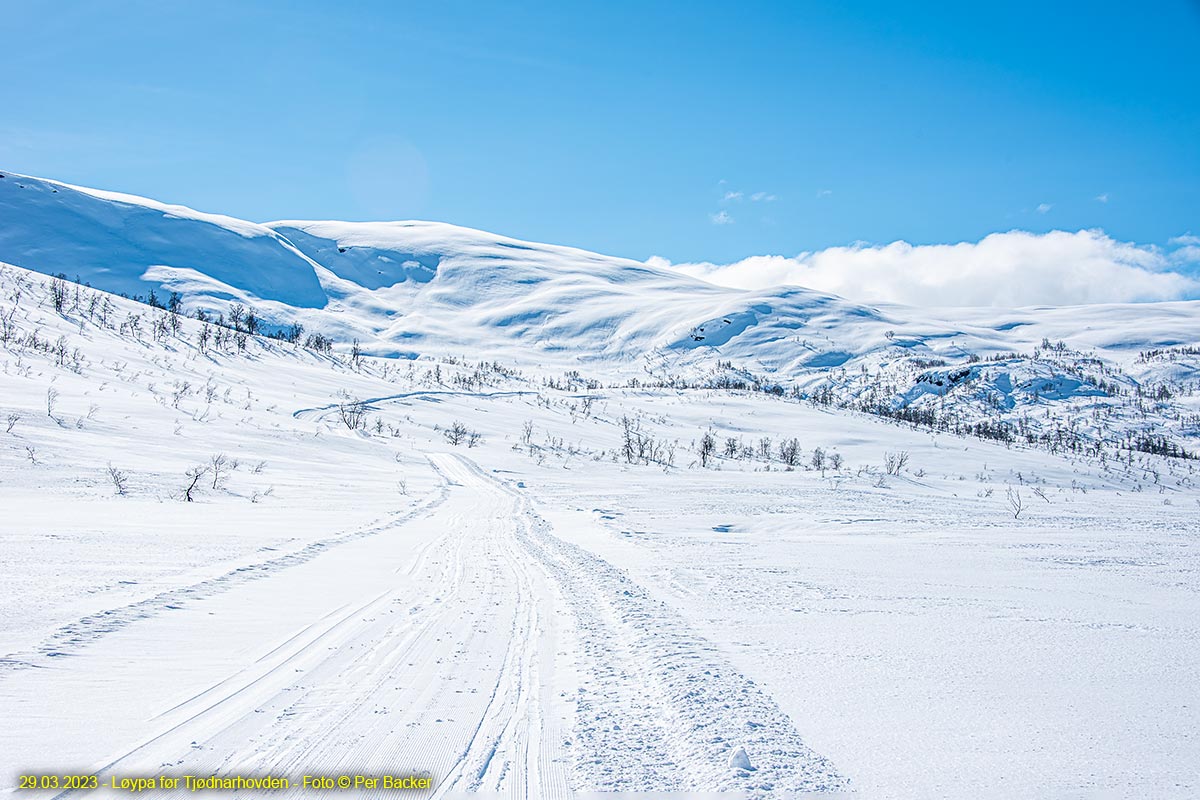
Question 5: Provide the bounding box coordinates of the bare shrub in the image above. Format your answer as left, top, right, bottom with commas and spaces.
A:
618, 415, 673, 466
106, 463, 129, 496
444, 421, 467, 446
444, 421, 481, 447
49, 277, 67, 313
184, 465, 209, 502
250, 487, 274, 504
884, 450, 909, 475
210, 453, 234, 489
778, 438, 801, 468
1006, 486, 1025, 518
337, 400, 367, 430
699, 429, 717, 467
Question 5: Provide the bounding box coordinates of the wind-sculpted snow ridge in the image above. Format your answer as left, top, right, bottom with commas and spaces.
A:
2, 168, 1200, 459
0, 172, 329, 308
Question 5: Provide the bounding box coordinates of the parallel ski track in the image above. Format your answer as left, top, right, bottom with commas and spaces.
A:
0, 486, 450, 678
42, 454, 845, 799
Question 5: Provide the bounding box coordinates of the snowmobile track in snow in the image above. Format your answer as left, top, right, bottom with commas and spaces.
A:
27, 454, 844, 799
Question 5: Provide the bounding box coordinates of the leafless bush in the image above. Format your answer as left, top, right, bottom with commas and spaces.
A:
444, 420, 468, 446
0, 306, 17, 345
5, 413, 18, 434
183, 465, 209, 502
521, 420, 538, 456
49, 277, 67, 313
46, 387, 59, 418
618, 415, 673, 466
884, 450, 909, 475
699, 429, 717, 467
1006, 486, 1025, 518
778, 437, 801, 468
171, 380, 191, 408
337, 399, 367, 430
829, 452, 844, 471
250, 487, 274, 504
444, 421, 481, 447
210, 453, 235, 489
106, 463, 129, 496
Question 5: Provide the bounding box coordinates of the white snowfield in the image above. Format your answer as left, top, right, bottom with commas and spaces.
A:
3, 169, 1199, 458
0, 173, 1199, 798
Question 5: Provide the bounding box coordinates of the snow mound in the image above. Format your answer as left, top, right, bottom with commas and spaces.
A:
729, 746, 754, 771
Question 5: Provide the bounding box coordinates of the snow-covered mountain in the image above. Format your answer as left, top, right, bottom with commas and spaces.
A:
2, 169, 1198, 457
3, 172, 1200, 797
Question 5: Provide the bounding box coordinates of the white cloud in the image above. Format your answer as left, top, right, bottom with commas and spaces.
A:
1095, 193, 1109, 203
723, 189, 775, 202
1036, 203, 1053, 214
816, 189, 832, 198
1172, 246, 1200, 265
709, 210, 734, 226
653, 229, 1200, 307
1167, 235, 1200, 264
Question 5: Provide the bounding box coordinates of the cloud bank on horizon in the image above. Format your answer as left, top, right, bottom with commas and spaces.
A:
651, 229, 1200, 308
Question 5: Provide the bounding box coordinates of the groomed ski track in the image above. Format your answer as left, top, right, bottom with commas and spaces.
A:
4, 455, 845, 799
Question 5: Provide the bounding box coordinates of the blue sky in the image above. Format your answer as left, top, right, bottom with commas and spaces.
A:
2, 0, 1198, 267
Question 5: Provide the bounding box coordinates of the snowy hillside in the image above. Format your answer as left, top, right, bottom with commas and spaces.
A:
2, 171, 1200, 797
1, 258, 1198, 798
2, 170, 1198, 463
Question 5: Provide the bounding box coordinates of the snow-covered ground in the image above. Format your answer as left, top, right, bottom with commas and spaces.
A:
4, 168, 1199, 464
2, 172, 1200, 798
1, 259, 1197, 799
